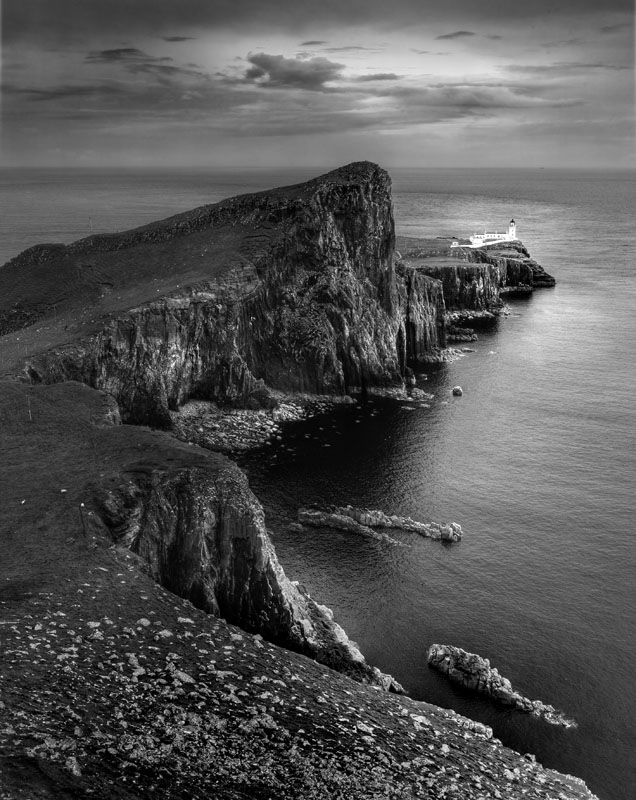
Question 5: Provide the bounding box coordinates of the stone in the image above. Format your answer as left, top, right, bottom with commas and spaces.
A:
427, 644, 576, 728
299, 505, 461, 543
452, 386, 463, 396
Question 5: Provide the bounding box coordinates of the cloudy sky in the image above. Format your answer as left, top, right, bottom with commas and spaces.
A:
1, 0, 633, 169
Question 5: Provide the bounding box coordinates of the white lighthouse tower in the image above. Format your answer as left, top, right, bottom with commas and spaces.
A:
508, 219, 517, 240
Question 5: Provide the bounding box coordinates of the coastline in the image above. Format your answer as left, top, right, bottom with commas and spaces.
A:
1, 164, 600, 796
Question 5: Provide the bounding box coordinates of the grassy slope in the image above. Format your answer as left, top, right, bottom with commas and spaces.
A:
0, 217, 276, 378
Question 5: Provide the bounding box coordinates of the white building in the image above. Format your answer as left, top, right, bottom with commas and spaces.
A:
451, 219, 517, 249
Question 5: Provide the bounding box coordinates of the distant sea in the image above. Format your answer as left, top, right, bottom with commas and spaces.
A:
1, 166, 635, 800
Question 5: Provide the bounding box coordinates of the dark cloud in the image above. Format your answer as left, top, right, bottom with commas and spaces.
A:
86, 48, 156, 63
244, 53, 344, 90
435, 31, 475, 40
355, 73, 401, 82
323, 46, 380, 52
600, 23, 631, 33
162, 36, 196, 42
299, 40, 327, 46
86, 48, 208, 80
504, 61, 631, 74
4, 83, 126, 102
392, 83, 581, 110
5, 0, 632, 43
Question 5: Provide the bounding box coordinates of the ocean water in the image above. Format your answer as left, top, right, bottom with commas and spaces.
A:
1, 166, 634, 800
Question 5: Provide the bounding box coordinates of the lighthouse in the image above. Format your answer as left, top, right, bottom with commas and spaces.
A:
452, 219, 520, 249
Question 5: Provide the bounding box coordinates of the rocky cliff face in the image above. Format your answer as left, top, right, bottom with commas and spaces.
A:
413, 263, 505, 313
396, 238, 555, 323
7, 163, 449, 424
93, 452, 400, 690
451, 241, 556, 290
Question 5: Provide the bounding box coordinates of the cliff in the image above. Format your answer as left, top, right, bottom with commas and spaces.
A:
1, 163, 448, 425
396, 237, 555, 320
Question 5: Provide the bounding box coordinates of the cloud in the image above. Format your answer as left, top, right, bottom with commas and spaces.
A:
395, 83, 582, 111
355, 73, 400, 82
600, 23, 631, 33
299, 40, 327, 46
86, 48, 208, 80
162, 36, 196, 42
243, 53, 344, 90
5, 0, 633, 44
4, 83, 126, 102
86, 48, 155, 63
504, 61, 631, 74
323, 46, 380, 52
435, 31, 475, 40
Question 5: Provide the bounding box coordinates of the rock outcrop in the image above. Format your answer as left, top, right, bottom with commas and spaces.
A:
92, 447, 402, 692
395, 237, 555, 333
298, 506, 462, 543
427, 644, 575, 728
452, 241, 556, 290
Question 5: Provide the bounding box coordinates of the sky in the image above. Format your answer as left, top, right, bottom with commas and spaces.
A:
1, 0, 634, 169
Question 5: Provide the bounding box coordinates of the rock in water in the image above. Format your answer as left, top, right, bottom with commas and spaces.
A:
427, 644, 576, 728
298, 505, 462, 543
452, 386, 463, 396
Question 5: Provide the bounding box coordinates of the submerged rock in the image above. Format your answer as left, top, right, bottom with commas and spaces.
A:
427, 644, 576, 728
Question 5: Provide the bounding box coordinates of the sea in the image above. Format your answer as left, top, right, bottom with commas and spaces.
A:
1, 166, 634, 800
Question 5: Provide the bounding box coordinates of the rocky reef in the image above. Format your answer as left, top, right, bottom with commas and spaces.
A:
298, 506, 462, 543
427, 644, 576, 728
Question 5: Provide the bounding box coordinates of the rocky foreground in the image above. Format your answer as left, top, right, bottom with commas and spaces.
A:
0, 163, 591, 799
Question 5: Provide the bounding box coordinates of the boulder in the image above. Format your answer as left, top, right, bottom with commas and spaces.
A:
427, 644, 576, 728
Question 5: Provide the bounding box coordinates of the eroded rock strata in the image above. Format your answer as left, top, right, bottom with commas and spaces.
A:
396, 237, 555, 336
94, 457, 401, 691
428, 644, 575, 728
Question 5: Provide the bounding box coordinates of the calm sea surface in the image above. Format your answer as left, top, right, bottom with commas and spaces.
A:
1, 167, 635, 800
